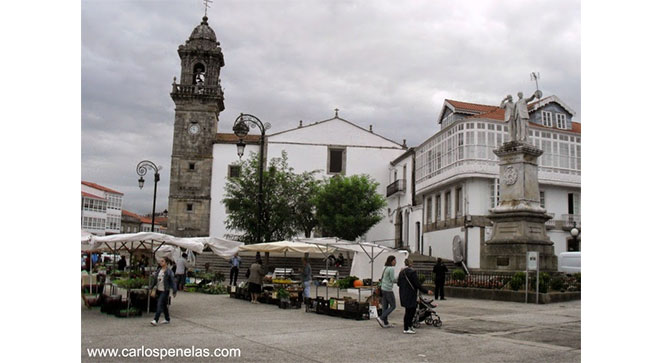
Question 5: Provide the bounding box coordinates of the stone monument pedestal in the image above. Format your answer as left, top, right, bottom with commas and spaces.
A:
481, 141, 557, 271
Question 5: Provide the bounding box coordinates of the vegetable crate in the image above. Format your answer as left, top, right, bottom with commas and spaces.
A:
343, 301, 370, 320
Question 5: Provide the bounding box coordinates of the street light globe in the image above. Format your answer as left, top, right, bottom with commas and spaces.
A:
236, 140, 246, 158
138, 176, 145, 189
233, 119, 249, 139
570, 226, 579, 238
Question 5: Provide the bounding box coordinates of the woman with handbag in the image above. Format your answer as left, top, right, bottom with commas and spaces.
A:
149, 258, 177, 326
397, 258, 432, 334
376, 255, 397, 328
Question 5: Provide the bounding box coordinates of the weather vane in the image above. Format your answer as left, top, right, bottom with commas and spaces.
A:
203, 0, 213, 17
530, 72, 541, 98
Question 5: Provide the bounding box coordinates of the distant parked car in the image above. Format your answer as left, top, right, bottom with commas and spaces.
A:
558, 252, 581, 273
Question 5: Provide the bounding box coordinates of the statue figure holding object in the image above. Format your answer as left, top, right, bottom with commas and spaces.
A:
500, 90, 542, 142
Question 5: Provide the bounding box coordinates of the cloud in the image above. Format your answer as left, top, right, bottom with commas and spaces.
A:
82, 0, 580, 214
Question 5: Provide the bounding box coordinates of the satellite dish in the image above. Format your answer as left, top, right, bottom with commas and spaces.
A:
452, 235, 464, 263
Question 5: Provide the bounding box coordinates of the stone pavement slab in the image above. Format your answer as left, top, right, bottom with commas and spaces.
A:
82, 292, 580, 362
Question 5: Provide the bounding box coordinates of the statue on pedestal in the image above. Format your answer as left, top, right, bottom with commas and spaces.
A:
500, 90, 542, 142
481, 89, 556, 271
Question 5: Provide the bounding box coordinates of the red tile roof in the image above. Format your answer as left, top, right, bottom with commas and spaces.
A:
445, 99, 498, 114
122, 210, 141, 219
452, 101, 581, 135
154, 216, 167, 224
82, 181, 123, 195
140, 216, 161, 225
82, 191, 106, 200
467, 107, 505, 121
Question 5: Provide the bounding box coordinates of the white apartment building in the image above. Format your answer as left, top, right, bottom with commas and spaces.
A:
404, 96, 580, 269
81, 181, 123, 235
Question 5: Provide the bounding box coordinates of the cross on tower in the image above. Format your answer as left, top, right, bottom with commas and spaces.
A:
203, 0, 213, 17
334, 108, 339, 117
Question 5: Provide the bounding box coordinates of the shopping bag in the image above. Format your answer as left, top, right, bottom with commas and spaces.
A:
369, 305, 378, 318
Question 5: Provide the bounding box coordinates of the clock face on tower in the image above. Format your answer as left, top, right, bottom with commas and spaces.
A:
189, 123, 200, 135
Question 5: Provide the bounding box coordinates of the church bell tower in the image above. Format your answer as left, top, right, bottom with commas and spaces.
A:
168, 15, 225, 237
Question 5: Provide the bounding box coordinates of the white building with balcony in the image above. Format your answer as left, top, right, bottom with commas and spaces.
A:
400, 96, 580, 269
385, 148, 424, 250
81, 181, 123, 235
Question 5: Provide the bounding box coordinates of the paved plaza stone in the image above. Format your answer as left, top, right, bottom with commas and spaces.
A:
82, 291, 580, 362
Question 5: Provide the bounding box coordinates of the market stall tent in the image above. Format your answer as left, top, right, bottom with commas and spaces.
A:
80, 232, 244, 313
298, 238, 409, 296
238, 240, 336, 255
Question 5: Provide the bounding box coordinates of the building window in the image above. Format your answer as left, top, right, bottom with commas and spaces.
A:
540, 191, 545, 208
327, 147, 346, 174
82, 216, 106, 230
568, 193, 580, 215
489, 179, 500, 208
436, 195, 441, 221
186, 203, 193, 212
436, 152, 441, 171
556, 113, 566, 129
107, 194, 122, 210
106, 215, 120, 230
455, 187, 463, 216
189, 162, 196, 171
83, 198, 108, 212
228, 165, 240, 178
445, 191, 451, 219
542, 111, 553, 127
426, 197, 432, 224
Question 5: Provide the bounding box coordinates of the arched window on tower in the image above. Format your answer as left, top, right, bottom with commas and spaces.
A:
193, 63, 206, 86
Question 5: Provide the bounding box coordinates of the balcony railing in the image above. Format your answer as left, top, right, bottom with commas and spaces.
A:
544, 213, 580, 230
545, 213, 556, 227
171, 84, 223, 98
386, 179, 406, 197
561, 214, 581, 228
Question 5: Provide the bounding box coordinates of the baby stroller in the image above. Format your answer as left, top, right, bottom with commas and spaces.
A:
412, 293, 442, 328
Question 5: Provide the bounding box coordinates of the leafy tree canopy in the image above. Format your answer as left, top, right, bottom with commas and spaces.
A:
314, 174, 386, 241
222, 151, 320, 243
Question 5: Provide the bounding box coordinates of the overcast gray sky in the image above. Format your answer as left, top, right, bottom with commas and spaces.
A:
81, 0, 580, 215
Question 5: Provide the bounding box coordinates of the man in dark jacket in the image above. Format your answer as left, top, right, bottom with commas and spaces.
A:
432, 258, 448, 300
397, 259, 432, 334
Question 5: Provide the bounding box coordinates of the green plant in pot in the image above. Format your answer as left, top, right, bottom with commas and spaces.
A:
529, 272, 550, 293
452, 269, 466, 281
509, 272, 526, 291
550, 275, 566, 292
114, 278, 148, 290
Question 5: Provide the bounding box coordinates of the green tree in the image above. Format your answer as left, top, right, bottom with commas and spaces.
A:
290, 172, 322, 237
313, 174, 386, 241
222, 152, 320, 243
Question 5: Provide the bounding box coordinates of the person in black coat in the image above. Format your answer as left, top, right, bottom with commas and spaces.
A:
397, 259, 432, 334
432, 258, 448, 300
117, 256, 127, 271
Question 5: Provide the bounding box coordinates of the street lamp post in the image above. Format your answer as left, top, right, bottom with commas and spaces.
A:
569, 221, 580, 251
136, 160, 162, 232
232, 113, 271, 244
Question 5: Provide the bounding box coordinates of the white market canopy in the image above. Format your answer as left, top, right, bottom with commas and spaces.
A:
238, 240, 336, 255
297, 237, 409, 287
81, 231, 243, 259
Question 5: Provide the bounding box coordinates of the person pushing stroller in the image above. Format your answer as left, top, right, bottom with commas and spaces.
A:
397, 258, 432, 334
